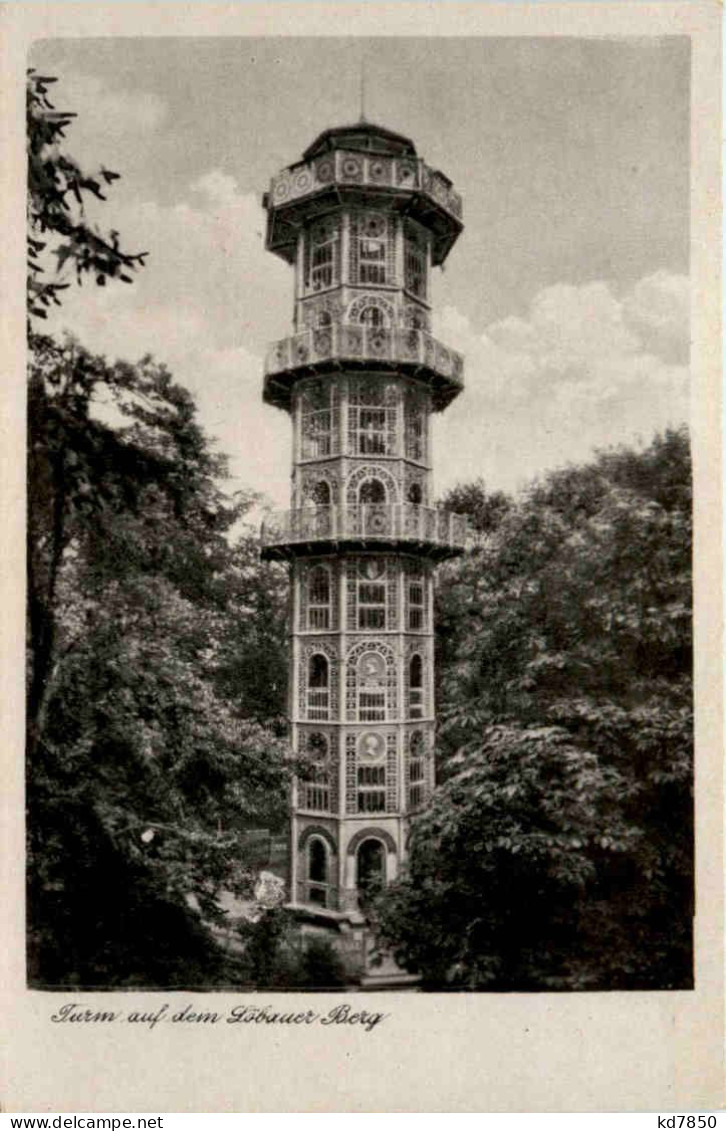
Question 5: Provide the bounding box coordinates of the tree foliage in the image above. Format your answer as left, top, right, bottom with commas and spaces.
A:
27, 69, 147, 320
26, 70, 292, 987
376, 430, 693, 990
27, 333, 291, 986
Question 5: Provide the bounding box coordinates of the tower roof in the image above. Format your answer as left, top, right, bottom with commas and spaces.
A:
302, 121, 417, 161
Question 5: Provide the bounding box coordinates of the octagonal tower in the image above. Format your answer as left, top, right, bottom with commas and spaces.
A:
260, 121, 466, 919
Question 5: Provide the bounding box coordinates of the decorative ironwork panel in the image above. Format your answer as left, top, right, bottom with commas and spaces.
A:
298, 560, 339, 632
268, 154, 462, 222
303, 215, 341, 295
339, 323, 363, 356
401, 302, 430, 331
345, 733, 357, 814
386, 733, 397, 812
404, 386, 430, 463
345, 639, 397, 721
345, 461, 399, 505
347, 294, 395, 326
312, 328, 333, 358
386, 561, 398, 631
264, 327, 464, 394
404, 640, 430, 719
314, 155, 336, 186
404, 559, 428, 632
346, 377, 400, 459
340, 153, 364, 183
404, 218, 428, 300
404, 463, 429, 506
405, 726, 432, 812
344, 556, 397, 632
366, 156, 393, 186
300, 294, 344, 329
435, 341, 453, 377
348, 212, 395, 287
299, 466, 341, 508
355, 731, 387, 813
395, 158, 419, 189
299, 379, 339, 460
426, 727, 436, 796
261, 503, 469, 552
299, 639, 339, 721
296, 727, 338, 814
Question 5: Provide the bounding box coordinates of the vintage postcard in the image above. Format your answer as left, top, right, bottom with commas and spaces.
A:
2, 1, 723, 1113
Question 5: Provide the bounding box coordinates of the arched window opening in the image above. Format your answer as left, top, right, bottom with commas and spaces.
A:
346, 642, 396, 722
308, 838, 328, 906
308, 565, 332, 630
356, 734, 387, 813
308, 653, 330, 720
359, 478, 386, 505
409, 654, 424, 719
304, 479, 331, 508
356, 838, 386, 900
316, 310, 332, 328
359, 305, 385, 328
302, 732, 330, 812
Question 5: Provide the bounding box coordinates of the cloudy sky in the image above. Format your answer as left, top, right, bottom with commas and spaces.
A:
30, 36, 690, 510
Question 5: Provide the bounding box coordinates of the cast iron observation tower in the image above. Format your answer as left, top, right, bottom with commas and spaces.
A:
260, 121, 466, 923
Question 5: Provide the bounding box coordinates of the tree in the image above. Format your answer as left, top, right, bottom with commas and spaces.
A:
27, 336, 291, 986
439, 477, 511, 536
26, 70, 293, 987
435, 479, 512, 732
27, 69, 146, 320
215, 530, 289, 731
376, 430, 693, 990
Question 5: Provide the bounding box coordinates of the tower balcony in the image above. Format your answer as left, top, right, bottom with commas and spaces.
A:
264, 148, 462, 267
260, 504, 470, 561
263, 324, 464, 411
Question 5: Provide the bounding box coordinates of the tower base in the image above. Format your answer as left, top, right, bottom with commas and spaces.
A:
286, 901, 421, 990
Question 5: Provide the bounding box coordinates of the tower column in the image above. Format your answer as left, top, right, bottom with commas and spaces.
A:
260, 120, 466, 919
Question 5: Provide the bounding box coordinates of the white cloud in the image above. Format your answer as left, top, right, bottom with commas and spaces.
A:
191, 170, 242, 207
433, 274, 689, 497
47, 73, 167, 171
623, 270, 690, 364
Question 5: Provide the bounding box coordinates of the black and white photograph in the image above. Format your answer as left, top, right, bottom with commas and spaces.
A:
6, 2, 723, 1113
25, 31, 697, 991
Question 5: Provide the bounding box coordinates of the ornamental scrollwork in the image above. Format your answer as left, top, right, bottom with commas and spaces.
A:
346, 294, 395, 326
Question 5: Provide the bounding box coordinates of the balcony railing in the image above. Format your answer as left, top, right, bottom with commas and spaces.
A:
264, 324, 464, 385
269, 149, 463, 223
261, 504, 470, 553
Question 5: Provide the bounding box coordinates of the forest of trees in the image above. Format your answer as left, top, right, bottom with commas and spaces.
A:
374, 434, 693, 990
27, 71, 292, 987
26, 71, 693, 991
